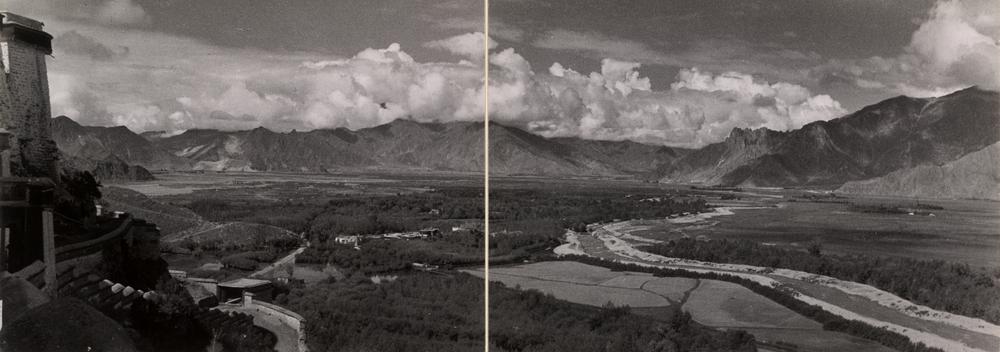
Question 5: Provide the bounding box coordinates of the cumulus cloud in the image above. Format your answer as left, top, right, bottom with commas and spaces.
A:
907, 0, 999, 88
287, 43, 484, 129
488, 49, 846, 147
600, 59, 651, 96
424, 32, 496, 61
818, 0, 1000, 95
49, 24, 486, 133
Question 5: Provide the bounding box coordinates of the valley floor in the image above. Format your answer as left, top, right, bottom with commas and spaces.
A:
551, 212, 1000, 352
466, 262, 892, 352
105, 173, 1000, 351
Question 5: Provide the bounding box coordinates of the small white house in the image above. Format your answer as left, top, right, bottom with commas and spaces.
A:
334, 235, 359, 246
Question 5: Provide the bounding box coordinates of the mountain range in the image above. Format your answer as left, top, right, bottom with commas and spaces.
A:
51, 86, 999, 198
661, 86, 998, 187
837, 142, 1000, 200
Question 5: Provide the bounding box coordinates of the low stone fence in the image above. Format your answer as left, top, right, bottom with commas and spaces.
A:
250, 301, 307, 352
54, 216, 133, 262
219, 300, 307, 352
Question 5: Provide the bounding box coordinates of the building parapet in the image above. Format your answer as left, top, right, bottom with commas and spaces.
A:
218, 299, 308, 352
0, 12, 44, 31
54, 215, 133, 262
0, 12, 52, 54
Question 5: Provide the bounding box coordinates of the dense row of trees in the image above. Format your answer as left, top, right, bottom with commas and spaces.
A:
184, 187, 484, 247
299, 234, 487, 275
276, 272, 756, 352
491, 190, 708, 231
54, 170, 103, 231
646, 238, 1000, 324
485, 190, 709, 263
298, 241, 417, 275
277, 274, 484, 351
220, 251, 279, 271
306, 190, 482, 243
297, 226, 569, 276
488, 222, 561, 258
560, 255, 945, 352
174, 187, 496, 285
185, 198, 319, 234
183, 187, 711, 276
175, 228, 300, 254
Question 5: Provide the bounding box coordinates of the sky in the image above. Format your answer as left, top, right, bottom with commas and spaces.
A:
4, 0, 487, 133
4, 0, 999, 147
488, 0, 1000, 146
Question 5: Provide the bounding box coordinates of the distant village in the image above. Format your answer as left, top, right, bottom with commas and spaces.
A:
333, 219, 481, 248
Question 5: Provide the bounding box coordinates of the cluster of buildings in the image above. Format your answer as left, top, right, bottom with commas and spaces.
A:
333, 227, 443, 248
331, 219, 486, 248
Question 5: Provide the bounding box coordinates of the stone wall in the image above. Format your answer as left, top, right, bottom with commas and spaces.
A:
219, 301, 308, 352
0, 13, 55, 177
2, 38, 51, 122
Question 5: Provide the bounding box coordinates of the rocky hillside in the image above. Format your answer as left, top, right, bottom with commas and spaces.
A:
661, 86, 1000, 187
151, 120, 485, 172
51, 116, 183, 180
51, 116, 191, 171
837, 143, 1000, 200
60, 153, 155, 182
487, 122, 688, 177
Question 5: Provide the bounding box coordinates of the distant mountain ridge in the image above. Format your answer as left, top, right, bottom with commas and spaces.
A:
52, 116, 191, 171
661, 86, 999, 187
54, 117, 487, 174
837, 142, 1000, 200
60, 153, 155, 182
51, 87, 999, 195
487, 122, 689, 177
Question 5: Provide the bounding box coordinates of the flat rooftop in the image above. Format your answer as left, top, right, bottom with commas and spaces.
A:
0, 12, 44, 31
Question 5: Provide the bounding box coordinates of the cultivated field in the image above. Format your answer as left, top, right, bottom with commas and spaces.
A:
471, 262, 672, 307
682, 280, 819, 329
469, 261, 890, 351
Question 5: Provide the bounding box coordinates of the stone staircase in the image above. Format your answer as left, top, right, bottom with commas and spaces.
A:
54, 265, 159, 316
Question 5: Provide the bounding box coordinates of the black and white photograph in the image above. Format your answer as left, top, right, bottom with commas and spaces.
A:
1, 0, 999, 351
484, 1, 998, 351
0, 1, 487, 351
